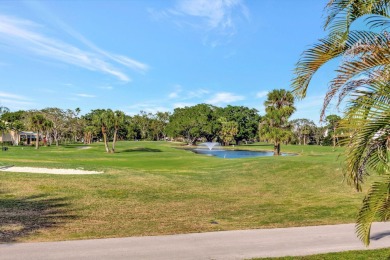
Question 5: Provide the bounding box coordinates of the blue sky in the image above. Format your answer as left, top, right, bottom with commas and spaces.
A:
0, 0, 340, 124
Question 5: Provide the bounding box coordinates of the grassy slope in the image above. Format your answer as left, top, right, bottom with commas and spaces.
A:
0, 142, 364, 242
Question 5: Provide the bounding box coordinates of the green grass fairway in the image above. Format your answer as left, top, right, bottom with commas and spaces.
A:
0, 142, 364, 242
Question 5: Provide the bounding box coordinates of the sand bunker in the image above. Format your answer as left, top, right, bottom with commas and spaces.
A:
78, 146, 92, 150
0, 166, 103, 175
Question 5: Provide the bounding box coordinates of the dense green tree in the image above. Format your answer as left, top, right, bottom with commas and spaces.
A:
41, 108, 68, 146
292, 0, 390, 245
167, 104, 219, 145
1, 110, 24, 122
132, 111, 151, 140
218, 105, 260, 144
218, 117, 238, 146
312, 125, 327, 145
259, 89, 295, 155
291, 118, 316, 145
0, 121, 8, 149
1, 110, 25, 145
83, 125, 96, 144
149, 112, 170, 141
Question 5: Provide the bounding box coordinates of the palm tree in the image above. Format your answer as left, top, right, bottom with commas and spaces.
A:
292, 0, 390, 245
112, 110, 125, 153
0, 106, 9, 116
259, 89, 295, 155
30, 114, 46, 149
92, 109, 114, 153
325, 114, 341, 150
42, 119, 53, 146
340, 77, 390, 245
83, 125, 96, 145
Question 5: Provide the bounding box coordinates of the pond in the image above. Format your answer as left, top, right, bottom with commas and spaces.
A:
190, 148, 292, 159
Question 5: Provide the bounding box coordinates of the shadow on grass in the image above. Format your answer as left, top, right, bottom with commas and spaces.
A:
63, 144, 89, 149
0, 193, 76, 243
241, 144, 273, 147
120, 148, 162, 153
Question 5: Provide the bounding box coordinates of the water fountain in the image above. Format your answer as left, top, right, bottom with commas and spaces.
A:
200, 142, 220, 150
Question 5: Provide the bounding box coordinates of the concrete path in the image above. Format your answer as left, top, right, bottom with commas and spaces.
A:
1, 222, 390, 260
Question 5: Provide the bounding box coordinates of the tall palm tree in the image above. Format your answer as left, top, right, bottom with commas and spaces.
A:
259, 89, 295, 155
30, 114, 46, 149
42, 119, 53, 146
325, 114, 341, 150
292, 0, 390, 245
92, 109, 114, 153
112, 110, 125, 153
0, 106, 9, 116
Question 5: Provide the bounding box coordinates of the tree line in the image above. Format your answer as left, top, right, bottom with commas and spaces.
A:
0, 92, 343, 154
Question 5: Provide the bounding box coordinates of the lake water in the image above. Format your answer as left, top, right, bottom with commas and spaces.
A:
191, 149, 291, 159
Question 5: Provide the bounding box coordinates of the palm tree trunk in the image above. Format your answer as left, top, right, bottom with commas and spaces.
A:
35, 130, 39, 149
333, 126, 336, 150
102, 127, 110, 153
274, 142, 280, 156
103, 133, 110, 153
112, 129, 117, 153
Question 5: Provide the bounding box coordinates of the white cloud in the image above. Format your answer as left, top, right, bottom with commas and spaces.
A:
256, 91, 268, 98
169, 92, 179, 98
187, 88, 209, 99
0, 91, 30, 101
125, 102, 170, 115
168, 85, 183, 99
1, 99, 35, 108
152, 0, 249, 47
75, 93, 96, 98
168, 85, 209, 100
205, 92, 244, 105
0, 15, 148, 82
295, 95, 325, 110
0, 91, 34, 110
176, 0, 247, 31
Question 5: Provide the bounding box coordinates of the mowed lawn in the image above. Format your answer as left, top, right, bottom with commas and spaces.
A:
0, 141, 365, 242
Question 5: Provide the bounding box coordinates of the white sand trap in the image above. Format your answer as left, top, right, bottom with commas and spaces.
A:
0, 166, 103, 175
78, 146, 92, 150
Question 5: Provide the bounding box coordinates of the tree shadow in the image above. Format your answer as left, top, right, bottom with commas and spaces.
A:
0, 192, 76, 243
242, 144, 273, 147
63, 144, 88, 149
371, 230, 390, 240
120, 148, 162, 153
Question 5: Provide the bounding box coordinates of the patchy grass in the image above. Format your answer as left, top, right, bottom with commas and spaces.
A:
254, 247, 390, 259
0, 141, 365, 242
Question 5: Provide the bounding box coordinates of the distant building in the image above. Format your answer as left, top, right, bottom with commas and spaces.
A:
0, 130, 38, 145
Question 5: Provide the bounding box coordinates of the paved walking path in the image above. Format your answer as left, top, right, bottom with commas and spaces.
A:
1, 222, 390, 260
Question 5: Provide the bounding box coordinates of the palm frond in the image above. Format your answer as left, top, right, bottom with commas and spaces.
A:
292, 30, 386, 99
366, 14, 390, 29
356, 172, 390, 246
325, 0, 390, 33
341, 79, 390, 190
